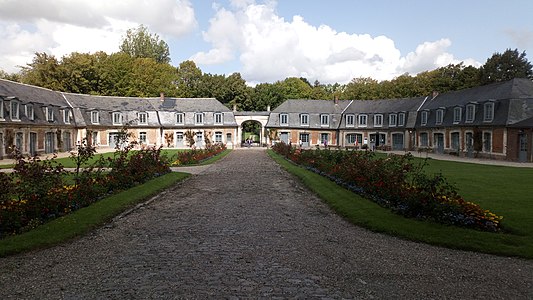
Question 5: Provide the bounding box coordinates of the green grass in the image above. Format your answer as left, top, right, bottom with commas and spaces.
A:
0, 172, 190, 257
268, 150, 533, 259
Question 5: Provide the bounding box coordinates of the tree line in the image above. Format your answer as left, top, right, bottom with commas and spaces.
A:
1, 25, 532, 111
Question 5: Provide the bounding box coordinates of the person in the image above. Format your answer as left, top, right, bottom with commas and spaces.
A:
298, 139, 302, 148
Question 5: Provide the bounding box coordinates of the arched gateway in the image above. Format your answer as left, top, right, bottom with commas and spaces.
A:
233, 111, 270, 147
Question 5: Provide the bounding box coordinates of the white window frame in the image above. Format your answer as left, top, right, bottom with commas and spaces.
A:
300, 114, 309, 126
465, 104, 475, 123
214, 112, 223, 125
195, 112, 204, 125
45, 107, 54, 122
138, 112, 148, 125
10, 100, 20, 120
374, 114, 383, 127
398, 112, 405, 126
421, 111, 428, 126
453, 107, 462, 124
436, 109, 444, 125
484, 102, 494, 122
214, 131, 223, 143
358, 114, 368, 127
63, 109, 71, 124
26, 104, 34, 121
139, 131, 147, 144
0, 99, 4, 120
196, 131, 203, 142
91, 111, 99, 124
176, 112, 184, 125
389, 114, 397, 127
112, 112, 123, 125
320, 114, 330, 126
345, 114, 355, 127
280, 113, 288, 126
420, 132, 429, 147
483, 131, 492, 152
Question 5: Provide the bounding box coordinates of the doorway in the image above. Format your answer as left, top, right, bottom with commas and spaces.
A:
518, 133, 528, 162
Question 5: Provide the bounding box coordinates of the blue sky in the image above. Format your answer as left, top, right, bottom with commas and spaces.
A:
1, 0, 532, 85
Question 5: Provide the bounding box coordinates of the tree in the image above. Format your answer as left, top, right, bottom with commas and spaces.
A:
20, 52, 64, 90
176, 60, 203, 97
119, 25, 171, 64
0, 69, 20, 82
479, 49, 533, 84
60, 52, 103, 94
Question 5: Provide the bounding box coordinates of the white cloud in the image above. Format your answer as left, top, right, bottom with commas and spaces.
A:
193, 1, 480, 84
0, 0, 197, 73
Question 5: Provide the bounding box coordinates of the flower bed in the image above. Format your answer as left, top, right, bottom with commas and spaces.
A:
0, 143, 170, 238
272, 142, 502, 232
171, 143, 226, 166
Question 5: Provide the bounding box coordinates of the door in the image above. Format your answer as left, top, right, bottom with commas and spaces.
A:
109, 133, 120, 149
299, 133, 309, 147
280, 132, 289, 144
518, 133, 528, 162
45, 132, 55, 153
196, 131, 204, 148
465, 132, 474, 158
175, 132, 184, 147
29, 132, 37, 156
451, 132, 460, 153
320, 133, 329, 146
392, 133, 404, 151
434, 133, 444, 154
63, 131, 71, 152
0, 133, 3, 158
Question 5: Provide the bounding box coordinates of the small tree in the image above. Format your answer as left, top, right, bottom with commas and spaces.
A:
184, 130, 196, 148
70, 138, 97, 185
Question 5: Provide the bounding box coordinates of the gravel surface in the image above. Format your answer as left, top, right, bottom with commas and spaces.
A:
1, 148, 532, 299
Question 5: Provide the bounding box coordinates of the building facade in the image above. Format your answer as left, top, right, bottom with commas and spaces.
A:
1, 78, 533, 162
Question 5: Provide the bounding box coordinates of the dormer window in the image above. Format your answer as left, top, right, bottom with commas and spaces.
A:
138, 112, 148, 125
280, 113, 288, 126
398, 112, 405, 126
374, 114, 383, 127
10, 100, 20, 120
214, 112, 223, 125
421, 110, 429, 126
345, 114, 355, 127
0, 99, 4, 120
358, 114, 367, 127
436, 108, 444, 125
26, 104, 34, 121
466, 104, 476, 123
300, 113, 309, 126
195, 112, 204, 125
484, 102, 494, 122
389, 114, 397, 127
176, 112, 184, 125
112, 112, 123, 125
63, 109, 71, 124
453, 107, 462, 124
320, 114, 329, 126
44, 106, 54, 122
91, 111, 99, 124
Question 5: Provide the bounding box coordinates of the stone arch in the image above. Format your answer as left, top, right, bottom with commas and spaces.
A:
234, 113, 270, 147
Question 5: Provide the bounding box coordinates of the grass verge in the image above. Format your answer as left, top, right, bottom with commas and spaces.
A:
268, 150, 533, 259
0, 172, 190, 257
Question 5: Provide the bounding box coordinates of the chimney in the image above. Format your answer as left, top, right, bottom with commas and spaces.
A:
334, 95, 339, 104
233, 104, 237, 112
432, 91, 439, 99
160, 92, 165, 101
266, 105, 271, 112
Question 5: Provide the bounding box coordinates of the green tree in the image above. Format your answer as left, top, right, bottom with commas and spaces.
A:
119, 25, 171, 64
253, 82, 286, 110
176, 60, 203, 97
60, 52, 103, 94
479, 49, 533, 84
0, 69, 20, 82
343, 77, 380, 100
20, 52, 64, 90
279, 77, 313, 99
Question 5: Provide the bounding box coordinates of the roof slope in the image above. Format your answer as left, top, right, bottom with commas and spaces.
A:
0, 79, 68, 107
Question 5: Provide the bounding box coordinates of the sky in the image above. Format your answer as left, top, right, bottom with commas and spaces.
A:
1, 0, 532, 85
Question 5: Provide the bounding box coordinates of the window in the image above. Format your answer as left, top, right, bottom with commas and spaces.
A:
280, 113, 288, 126
436, 109, 444, 125
45, 107, 54, 122
389, 114, 397, 127
420, 132, 429, 147
483, 132, 492, 152
421, 111, 428, 126
451, 132, 460, 151
214, 112, 223, 125
466, 104, 475, 123
320, 133, 329, 145
453, 107, 462, 124
138, 112, 148, 125
63, 109, 71, 124
26, 104, 34, 120
346, 133, 362, 145
139, 132, 147, 144
195, 113, 204, 125
358, 114, 367, 127
176, 132, 184, 144
10, 100, 19, 120
484, 102, 494, 122
300, 114, 309, 126
374, 114, 383, 127
112, 112, 123, 125
215, 131, 223, 143
398, 112, 405, 126
176, 113, 184, 125
196, 131, 203, 141
0, 99, 4, 120
345, 114, 355, 127
320, 114, 329, 126
91, 111, 99, 124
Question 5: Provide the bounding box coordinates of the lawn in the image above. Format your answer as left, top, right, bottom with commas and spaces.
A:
268, 150, 533, 259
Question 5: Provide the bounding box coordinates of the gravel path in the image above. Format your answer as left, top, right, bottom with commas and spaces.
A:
0, 149, 532, 299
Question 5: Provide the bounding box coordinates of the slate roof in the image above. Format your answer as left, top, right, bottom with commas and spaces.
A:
0, 79, 68, 107
149, 98, 232, 112
266, 99, 350, 129
63, 93, 157, 111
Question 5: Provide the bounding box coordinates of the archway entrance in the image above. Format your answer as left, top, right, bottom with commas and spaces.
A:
241, 120, 262, 146
234, 111, 270, 147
